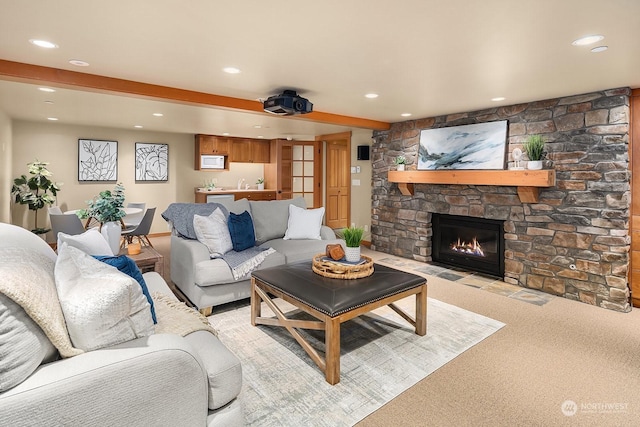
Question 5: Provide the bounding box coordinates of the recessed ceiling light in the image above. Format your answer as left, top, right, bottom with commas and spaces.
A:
39, 87, 56, 93
69, 59, 90, 67
401, 113, 412, 117
365, 93, 379, 99
591, 46, 608, 53
572, 35, 604, 46
134, 125, 143, 128
223, 67, 241, 74
152, 113, 163, 117
257, 135, 264, 139
29, 39, 58, 49
254, 125, 262, 129
44, 100, 54, 104
222, 132, 230, 136
491, 97, 506, 102
47, 117, 58, 121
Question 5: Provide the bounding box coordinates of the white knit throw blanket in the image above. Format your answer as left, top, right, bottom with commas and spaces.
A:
152, 292, 217, 336
218, 247, 276, 280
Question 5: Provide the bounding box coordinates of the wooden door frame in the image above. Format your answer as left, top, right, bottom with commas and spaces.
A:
630, 89, 639, 306
316, 131, 352, 227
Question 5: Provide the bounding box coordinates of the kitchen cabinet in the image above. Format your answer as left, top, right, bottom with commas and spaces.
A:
194, 134, 230, 170
230, 138, 271, 163
195, 189, 276, 203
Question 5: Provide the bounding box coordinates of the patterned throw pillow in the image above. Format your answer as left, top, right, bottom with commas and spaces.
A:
55, 244, 154, 351
227, 210, 256, 252
92, 255, 157, 324
193, 208, 233, 256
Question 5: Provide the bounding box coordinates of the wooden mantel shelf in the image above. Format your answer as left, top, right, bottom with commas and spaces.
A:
388, 169, 556, 203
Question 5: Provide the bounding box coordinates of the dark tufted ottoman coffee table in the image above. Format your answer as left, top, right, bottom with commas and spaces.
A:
251, 262, 427, 385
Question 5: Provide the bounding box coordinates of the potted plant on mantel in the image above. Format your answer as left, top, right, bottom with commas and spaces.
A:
395, 155, 407, 171
11, 160, 62, 236
523, 135, 546, 170
77, 182, 126, 254
339, 225, 364, 262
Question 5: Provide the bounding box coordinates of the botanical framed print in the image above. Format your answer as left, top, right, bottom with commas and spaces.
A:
417, 120, 508, 170
135, 142, 168, 182
78, 139, 118, 181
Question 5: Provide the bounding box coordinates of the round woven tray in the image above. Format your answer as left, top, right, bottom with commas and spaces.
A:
312, 254, 374, 279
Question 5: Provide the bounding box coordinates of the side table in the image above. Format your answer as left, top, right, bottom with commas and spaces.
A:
119, 246, 164, 276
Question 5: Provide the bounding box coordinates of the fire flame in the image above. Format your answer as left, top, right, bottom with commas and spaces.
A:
450, 237, 485, 257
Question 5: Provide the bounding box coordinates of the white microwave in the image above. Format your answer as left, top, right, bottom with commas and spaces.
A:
200, 155, 225, 169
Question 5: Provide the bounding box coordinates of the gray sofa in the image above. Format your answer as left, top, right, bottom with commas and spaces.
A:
0, 222, 243, 427
169, 197, 344, 313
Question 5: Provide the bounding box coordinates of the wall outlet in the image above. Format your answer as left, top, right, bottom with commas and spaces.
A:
364, 224, 369, 232
352, 179, 360, 186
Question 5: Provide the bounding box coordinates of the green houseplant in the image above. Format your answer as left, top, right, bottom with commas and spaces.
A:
395, 155, 407, 171
339, 226, 364, 262
11, 160, 62, 235
256, 177, 265, 190
77, 182, 126, 224
523, 135, 546, 170
77, 183, 126, 255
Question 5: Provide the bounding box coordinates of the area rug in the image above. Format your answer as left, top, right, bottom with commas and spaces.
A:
209, 297, 504, 426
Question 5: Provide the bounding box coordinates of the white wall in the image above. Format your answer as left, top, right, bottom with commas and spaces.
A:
0, 110, 12, 223
9, 120, 374, 241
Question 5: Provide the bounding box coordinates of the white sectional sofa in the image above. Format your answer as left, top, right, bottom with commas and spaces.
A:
167, 197, 344, 313
0, 222, 243, 426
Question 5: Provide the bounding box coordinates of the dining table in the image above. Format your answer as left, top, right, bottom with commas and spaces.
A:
64, 207, 142, 229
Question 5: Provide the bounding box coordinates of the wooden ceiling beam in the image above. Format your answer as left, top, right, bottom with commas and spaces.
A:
0, 59, 391, 131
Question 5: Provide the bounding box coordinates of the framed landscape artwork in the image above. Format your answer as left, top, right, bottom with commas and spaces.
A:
78, 139, 118, 181
417, 120, 508, 170
135, 142, 168, 182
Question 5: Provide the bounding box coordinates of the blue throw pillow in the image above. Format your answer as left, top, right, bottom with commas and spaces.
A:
93, 255, 157, 324
228, 210, 256, 252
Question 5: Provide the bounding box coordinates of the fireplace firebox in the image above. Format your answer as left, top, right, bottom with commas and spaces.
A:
432, 214, 504, 277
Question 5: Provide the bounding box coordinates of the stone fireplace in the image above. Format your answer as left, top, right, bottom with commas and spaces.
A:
371, 88, 631, 312
432, 214, 505, 277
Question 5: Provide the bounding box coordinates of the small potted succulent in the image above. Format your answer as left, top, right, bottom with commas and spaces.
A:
339, 225, 364, 262
395, 155, 407, 171
256, 178, 265, 190
523, 135, 546, 170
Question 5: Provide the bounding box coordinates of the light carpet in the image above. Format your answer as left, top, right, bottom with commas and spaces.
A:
209, 296, 504, 427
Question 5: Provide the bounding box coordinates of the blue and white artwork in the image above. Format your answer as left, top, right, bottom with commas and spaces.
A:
418, 120, 508, 170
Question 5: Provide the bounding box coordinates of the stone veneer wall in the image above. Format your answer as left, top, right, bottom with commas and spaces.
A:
371, 88, 631, 312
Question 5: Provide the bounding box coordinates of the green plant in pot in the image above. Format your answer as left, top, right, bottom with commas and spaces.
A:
523, 135, 546, 170
339, 225, 364, 262
256, 177, 265, 190
77, 183, 126, 255
395, 155, 407, 171
11, 160, 62, 235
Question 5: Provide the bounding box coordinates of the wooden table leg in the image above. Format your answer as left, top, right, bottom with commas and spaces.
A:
325, 317, 341, 385
251, 277, 261, 326
415, 283, 427, 336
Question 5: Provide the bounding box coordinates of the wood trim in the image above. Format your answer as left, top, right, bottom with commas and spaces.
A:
0, 59, 391, 131
630, 90, 640, 306
388, 169, 556, 203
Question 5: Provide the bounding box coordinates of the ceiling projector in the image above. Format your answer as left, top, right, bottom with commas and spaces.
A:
263, 90, 313, 116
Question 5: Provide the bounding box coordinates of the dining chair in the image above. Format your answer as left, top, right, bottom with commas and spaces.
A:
124, 202, 146, 228
121, 207, 156, 248
50, 213, 86, 241
48, 206, 63, 215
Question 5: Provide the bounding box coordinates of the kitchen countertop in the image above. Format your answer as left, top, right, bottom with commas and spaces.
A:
195, 188, 275, 194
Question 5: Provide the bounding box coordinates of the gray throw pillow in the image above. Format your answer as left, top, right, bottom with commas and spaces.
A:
0, 294, 57, 392
249, 197, 306, 244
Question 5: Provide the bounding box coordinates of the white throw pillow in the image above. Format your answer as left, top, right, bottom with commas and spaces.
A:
283, 204, 325, 240
57, 228, 114, 256
193, 208, 233, 256
54, 244, 154, 351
